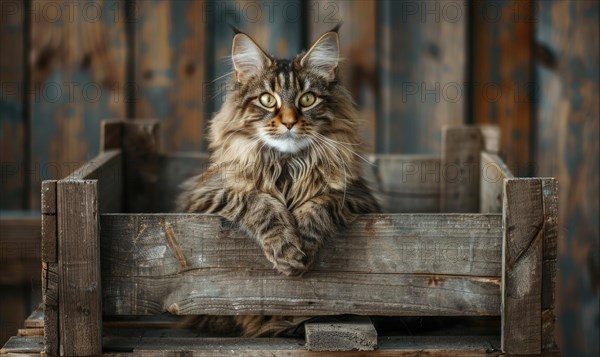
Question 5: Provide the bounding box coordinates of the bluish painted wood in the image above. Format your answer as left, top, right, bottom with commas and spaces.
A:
377, 0, 466, 154
0, 0, 25, 209
133, 0, 207, 153
29, 0, 127, 209
535, 1, 599, 355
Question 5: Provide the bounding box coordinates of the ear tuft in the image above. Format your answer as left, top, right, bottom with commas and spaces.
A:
300, 32, 339, 81
232, 33, 271, 82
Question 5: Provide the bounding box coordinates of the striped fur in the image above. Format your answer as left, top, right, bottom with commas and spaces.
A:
177, 30, 379, 336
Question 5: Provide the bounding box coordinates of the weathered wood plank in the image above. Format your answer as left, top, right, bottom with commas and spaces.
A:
41, 180, 57, 263
123, 120, 161, 212
29, 0, 127, 210
501, 178, 543, 354
158, 153, 210, 212
480, 152, 513, 214
535, 2, 599, 355
0, 0, 26, 210
102, 213, 502, 277
441, 127, 484, 213
541, 178, 558, 351
377, 0, 465, 154
100, 213, 502, 316
133, 1, 207, 152
101, 335, 502, 356
24, 306, 44, 329
366, 155, 440, 213
478, 125, 500, 154
101, 119, 124, 152
65, 150, 123, 214
57, 180, 102, 356
18, 328, 44, 337
472, 0, 534, 176
42, 261, 59, 356
0, 336, 44, 355
305, 316, 377, 351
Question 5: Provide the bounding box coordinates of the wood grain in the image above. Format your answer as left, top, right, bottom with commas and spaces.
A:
535, 2, 599, 355
501, 178, 543, 354
133, 1, 207, 152
472, 0, 533, 176
42, 180, 57, 262
366, 155, 441, 213
29, 0, 127, 210
42, 261, 59, 356
65, 149, 123, 214
441, 127, 484, 212
100, 213, 502, 316
480, 152, 513, 214
57, 180, 102, 356
541, 178, 558, 351
378, 0, 465, 154
103, 335, 502, 356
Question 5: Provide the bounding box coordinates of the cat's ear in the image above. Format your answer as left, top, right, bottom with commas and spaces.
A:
300, 31, 339, 81
232, 33, 271, 82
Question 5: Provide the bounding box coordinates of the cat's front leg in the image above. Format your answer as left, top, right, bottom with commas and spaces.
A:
223, 191, 308, 276
292, 193, 353, 270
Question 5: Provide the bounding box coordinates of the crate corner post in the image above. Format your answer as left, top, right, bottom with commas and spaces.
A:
56, 179, 102, 356
501, 178, 543, 354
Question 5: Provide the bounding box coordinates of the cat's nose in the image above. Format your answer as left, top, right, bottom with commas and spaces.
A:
280, 106, 298, 130
282, 120, 296, 130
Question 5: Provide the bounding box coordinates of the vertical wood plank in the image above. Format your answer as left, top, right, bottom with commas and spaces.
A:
41, 180, 58, 355
472, 0, 533, 176
441, 126, 484, 212
41, 181, 57, 262
133, 0, 207, 152
535, 1, 599, 355
29, 0, 127, 210
123, 120, 161, 212
541, 178, 557, 351
378, 0, 465, 154
309, 0, 377, 152
100, 119, 123, 152
0, 0, 25, 209
41, 262, 59, 356
480, 152, 513, 214
57, 180, 101, 356
502, 178, 543, 354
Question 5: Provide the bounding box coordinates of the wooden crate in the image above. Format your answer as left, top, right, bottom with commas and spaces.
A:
2, 120, 558, 356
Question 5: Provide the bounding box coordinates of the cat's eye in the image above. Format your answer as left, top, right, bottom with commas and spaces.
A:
299, 92, 316, 107
259, 93, 277, 108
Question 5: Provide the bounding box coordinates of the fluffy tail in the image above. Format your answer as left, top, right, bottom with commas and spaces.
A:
176, 315, 310, 337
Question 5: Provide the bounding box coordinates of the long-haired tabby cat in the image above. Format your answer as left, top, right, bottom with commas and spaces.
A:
177, 26, 380, 337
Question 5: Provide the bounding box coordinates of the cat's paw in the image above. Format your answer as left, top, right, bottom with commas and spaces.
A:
263, 233, 308, 276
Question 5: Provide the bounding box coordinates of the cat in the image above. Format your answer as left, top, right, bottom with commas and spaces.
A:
177, 26, 380, 337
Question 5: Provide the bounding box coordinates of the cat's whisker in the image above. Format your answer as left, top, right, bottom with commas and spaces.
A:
314, 132, 375, 166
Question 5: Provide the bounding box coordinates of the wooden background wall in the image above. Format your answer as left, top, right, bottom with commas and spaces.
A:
0, 1, 598, 355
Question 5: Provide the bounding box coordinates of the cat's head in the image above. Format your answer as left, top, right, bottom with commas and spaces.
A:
210, 29, 360, 158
